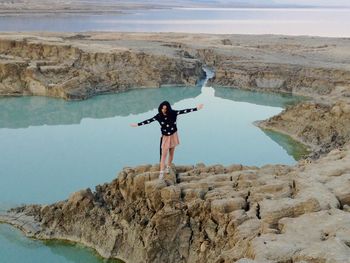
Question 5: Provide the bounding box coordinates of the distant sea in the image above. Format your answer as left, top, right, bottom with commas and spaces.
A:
0, 7, 349, 37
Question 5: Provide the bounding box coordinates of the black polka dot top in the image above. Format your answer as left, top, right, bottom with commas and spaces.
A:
137, 107, 198, 136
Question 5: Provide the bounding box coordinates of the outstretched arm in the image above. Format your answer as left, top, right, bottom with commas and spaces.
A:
137, 115, 158, 126
175, 104, 203, 115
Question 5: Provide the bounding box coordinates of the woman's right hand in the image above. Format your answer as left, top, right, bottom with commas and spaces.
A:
130, 123, 138, 127
196, 103, 204, 110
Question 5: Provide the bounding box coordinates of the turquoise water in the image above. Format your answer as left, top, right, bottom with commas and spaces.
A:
0, 224, 122, 263
0, 84, 307, 262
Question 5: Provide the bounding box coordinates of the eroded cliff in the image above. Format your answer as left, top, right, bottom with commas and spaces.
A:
0, 33, 204, 99
1, 32, 350, 100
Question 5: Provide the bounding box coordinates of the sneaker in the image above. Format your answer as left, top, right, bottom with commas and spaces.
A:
165, 165, 170, 174
159, 170, 164, 180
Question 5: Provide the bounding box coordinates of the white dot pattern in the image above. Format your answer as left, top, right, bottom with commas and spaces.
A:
138, 107, 198, 135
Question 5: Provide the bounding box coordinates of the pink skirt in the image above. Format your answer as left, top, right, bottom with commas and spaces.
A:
161, 131, 180, 150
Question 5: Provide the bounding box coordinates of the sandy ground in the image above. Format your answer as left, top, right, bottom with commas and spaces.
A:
1, 31, 350, 69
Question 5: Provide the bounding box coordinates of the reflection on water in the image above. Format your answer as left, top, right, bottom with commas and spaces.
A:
0, 86, 201, 129
214, 86, 308, 108
261, 128, 310, 160
0, 86, 308, 129
0, 224, 124, 263
43, 239, 123, 263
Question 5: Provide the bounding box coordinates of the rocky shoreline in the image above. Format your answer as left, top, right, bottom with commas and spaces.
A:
1, 149, 350, 262
1, 32, 350, 262
255, 100, 350, 159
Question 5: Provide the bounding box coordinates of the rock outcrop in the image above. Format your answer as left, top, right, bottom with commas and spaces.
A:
207, 62, 350, 98
256, 97, 350, 158
1, 32, 350, 101
1, 143, 350, 262
0, 34, 204, 99
190, 35, 350, 99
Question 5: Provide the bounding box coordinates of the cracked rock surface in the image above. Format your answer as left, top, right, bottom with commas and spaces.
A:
1, 145, 350, 262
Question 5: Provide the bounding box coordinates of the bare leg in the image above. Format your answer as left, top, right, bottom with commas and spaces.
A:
167, 147, 175, 167
160, 147, 169, 172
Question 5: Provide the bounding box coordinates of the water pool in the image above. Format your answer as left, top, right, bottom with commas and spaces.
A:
0, 83, 308, 262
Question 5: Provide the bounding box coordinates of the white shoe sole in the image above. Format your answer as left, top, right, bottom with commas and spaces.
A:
165, 165, 171, 173
159, 171, 164, 179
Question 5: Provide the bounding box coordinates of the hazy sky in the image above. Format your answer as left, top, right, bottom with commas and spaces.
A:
273, 0, 350, 6
204, 0, 350, 7
113, 1, 350, 7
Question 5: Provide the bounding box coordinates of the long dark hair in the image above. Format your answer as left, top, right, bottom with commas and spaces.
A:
158, 101, 176, 120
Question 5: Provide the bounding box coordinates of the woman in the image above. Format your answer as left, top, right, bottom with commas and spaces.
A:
130, 100, 204, 179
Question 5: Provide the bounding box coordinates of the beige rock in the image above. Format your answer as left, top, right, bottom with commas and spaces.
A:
251, 209, 350, 263
2, 32, 350, 103
160, 185, 181, 205
145, 179, 167, 211
2, 154, 350, 262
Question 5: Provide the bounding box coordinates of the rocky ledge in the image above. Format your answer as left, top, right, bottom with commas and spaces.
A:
1, 144, 350, 262
0, 33, 205, 100
1, 32, 350, 101
256, 99, 350, 159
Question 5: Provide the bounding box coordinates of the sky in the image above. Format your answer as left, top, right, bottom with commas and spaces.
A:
121, 0, 350, 7
272, 0, 350, 6
109, 1, 350, 8
175, 0, 350, 7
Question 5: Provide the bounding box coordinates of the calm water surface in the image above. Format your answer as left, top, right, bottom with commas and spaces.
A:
0, 84, 308, 262
0, 224, 123, 263
0, 84, 308, 206
0, 7, 349, 36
